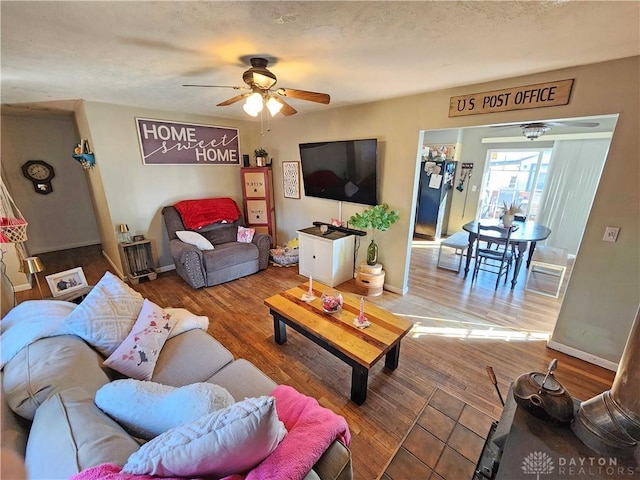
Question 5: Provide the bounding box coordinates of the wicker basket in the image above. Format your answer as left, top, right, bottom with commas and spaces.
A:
0, 220, 28, 243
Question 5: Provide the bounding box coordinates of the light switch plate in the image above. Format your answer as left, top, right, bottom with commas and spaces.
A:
603, 226, 620, 242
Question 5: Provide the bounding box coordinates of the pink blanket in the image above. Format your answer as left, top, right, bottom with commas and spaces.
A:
174, 197, 241, 230
72, 385, 350, 480
242, 385, 351, 480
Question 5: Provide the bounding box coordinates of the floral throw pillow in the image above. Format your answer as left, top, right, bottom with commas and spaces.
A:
237, 226, 255, 243
104, 299, 176, 380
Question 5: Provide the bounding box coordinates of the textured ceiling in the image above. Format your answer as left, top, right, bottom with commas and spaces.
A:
1, 1, 639, 119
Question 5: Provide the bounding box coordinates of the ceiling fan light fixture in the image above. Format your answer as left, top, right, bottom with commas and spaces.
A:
522, 124, 550, 140
242, 103, 259, 117
243, 92, 264, 116
266, 96, 283, 116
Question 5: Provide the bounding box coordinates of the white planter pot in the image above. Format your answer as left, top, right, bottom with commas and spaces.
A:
503, 214, 515, 228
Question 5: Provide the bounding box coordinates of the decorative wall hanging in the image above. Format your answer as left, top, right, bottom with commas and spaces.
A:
72, 139, 95, 169
282, 161, 300, 199
136, 118, 240, 165
21, 160, 55, 194
449, 79, 574, 117
457, 163, 474, 192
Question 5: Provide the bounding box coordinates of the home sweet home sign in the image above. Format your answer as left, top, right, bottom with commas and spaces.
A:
136, 118, 240, 165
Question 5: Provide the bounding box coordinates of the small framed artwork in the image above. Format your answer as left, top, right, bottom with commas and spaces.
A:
46, 267, 88, 297
283, 161, 300, 199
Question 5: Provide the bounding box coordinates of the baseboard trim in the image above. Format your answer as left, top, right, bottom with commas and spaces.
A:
13, 282, 32, 292
156, 264, 175, 273
101, 250, 125, 280
547, 340, 618, 372
384, 283, 408, 295
34, 240, 102, 255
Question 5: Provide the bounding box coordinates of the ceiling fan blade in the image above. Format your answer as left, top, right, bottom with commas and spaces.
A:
217, 93, 250, 107
183, 84, 246, 89
275, 97, 297, 116
276, 88, 330, 104
547, 121, 600, 128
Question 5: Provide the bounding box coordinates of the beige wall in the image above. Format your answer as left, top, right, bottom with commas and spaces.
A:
7, 56, 635, 364
264, 56, 639, 364
79, 101, 257, 270
1, 114, 101, 255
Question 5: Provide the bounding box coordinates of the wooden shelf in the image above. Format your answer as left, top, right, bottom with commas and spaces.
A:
241, 167, 276, 246
118, 239, 157, 284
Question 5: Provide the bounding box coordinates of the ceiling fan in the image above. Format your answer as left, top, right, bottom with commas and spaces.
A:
494, 120, 600, 140
183, 57, 330, 117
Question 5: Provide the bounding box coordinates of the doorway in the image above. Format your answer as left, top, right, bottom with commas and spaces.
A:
410, 114, 618, 333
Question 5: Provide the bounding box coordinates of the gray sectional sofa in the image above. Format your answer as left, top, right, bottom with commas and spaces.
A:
0, 327, 352, 479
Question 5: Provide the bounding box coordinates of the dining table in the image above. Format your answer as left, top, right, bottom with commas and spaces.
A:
462, 220, 552, 289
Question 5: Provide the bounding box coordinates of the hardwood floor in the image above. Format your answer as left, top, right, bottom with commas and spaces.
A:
15, 243, 614, 480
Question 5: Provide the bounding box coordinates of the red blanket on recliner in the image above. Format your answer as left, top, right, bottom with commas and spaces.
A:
174, 198, 241, 230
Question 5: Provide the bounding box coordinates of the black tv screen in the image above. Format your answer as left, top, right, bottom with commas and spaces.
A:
298, 138, 378, 206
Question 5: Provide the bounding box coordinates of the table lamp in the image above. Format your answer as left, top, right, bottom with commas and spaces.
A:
118, 224, 131, 244
23, 256, 44, 299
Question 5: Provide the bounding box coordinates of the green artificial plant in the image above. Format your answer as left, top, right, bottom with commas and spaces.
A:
254, 147, 268, 158
348, 204, 400, 265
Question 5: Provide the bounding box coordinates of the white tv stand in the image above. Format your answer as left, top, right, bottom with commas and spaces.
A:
297, 226, 356, 287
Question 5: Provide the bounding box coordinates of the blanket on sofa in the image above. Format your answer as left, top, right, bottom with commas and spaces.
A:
174, 197, 241, 230
0, 301, 209, 369
71, 385, 351, 480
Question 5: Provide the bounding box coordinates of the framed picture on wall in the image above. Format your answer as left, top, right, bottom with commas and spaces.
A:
46, 267, 88, 297
283, 161, 300, 199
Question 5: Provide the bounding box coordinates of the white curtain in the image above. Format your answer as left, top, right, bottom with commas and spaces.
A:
537, 139, 611, 255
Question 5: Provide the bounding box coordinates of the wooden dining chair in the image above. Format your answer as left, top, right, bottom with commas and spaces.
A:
472, 224, 514, 289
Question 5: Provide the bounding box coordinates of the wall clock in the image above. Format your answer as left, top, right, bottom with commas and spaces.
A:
22, 160, 55, 194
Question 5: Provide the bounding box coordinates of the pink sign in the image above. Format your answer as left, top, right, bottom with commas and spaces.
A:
136, 118, 240, 165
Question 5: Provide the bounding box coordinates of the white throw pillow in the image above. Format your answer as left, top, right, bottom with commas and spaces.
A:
103, 299, 176, 380
63, 271, 144, 356
164, 307, 209, 338
175, 230, 214, 250
95, 379, 235, 440
123, 396, 287, 477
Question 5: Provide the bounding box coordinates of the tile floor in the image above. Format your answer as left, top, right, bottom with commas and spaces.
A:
382, 388, 498, 480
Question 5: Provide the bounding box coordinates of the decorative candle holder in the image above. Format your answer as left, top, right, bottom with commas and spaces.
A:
301, 276, 316, 302
354, 296, 371, 328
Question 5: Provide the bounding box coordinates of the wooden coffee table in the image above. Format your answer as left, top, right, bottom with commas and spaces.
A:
264, 282, 413, 405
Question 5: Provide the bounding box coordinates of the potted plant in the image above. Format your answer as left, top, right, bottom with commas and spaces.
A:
348, 203, 400, 265
501, 201, 522, 227
254, 148, 268, 167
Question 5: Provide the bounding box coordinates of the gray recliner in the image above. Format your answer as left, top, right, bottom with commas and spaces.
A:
162, 205, 271, 288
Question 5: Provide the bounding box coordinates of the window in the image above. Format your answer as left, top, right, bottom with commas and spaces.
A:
478, 148, 552, 221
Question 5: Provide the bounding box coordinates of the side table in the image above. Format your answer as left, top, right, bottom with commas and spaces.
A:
355, 263, 385, 296
118, 239, 157, 284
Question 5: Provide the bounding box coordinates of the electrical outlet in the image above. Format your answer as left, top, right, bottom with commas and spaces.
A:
603, 227, 620, 242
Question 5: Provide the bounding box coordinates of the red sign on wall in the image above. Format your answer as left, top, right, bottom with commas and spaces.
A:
136, 118, 240, 165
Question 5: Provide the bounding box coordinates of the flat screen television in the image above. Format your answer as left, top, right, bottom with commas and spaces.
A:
298, 138, 378, 206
